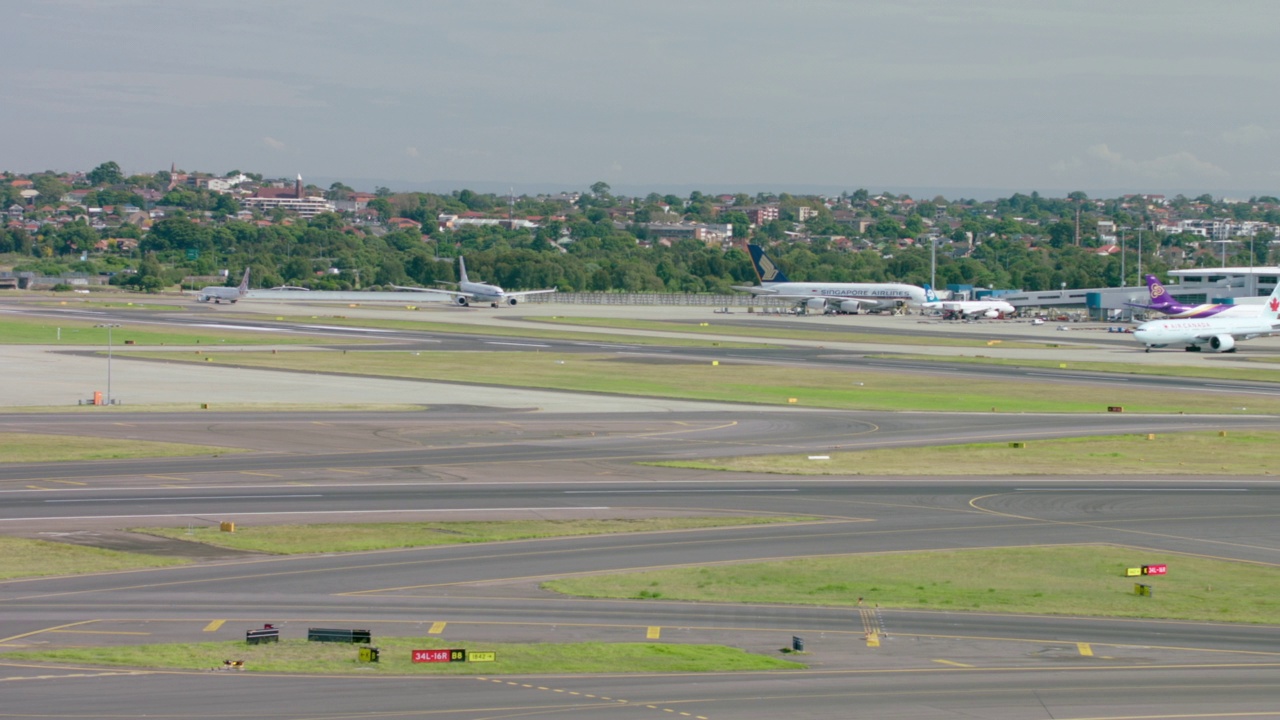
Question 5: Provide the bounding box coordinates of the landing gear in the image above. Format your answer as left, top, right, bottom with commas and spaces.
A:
1184, 345, 1202, 352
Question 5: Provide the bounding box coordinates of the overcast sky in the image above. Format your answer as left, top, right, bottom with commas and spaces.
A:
2, 1, 1276, 199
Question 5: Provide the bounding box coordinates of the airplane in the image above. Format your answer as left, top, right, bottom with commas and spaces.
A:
733, 244, 928, 314
1127, 274, 1260, 319
394, 256, 556, 307
1133, 281, 1280, 352
922, 284, 1015, 319
196, 268, 250, 304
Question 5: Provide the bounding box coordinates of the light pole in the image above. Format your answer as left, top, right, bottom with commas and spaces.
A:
94, 324, 120, 405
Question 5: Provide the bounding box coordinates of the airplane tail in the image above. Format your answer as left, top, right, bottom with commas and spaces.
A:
922, 284, 940, 303
1143, 274, 1175, 309
237, 267, 251, 295
458, 256, 470, 284
1266, 279, 1280, 319
747, 244, 789, 284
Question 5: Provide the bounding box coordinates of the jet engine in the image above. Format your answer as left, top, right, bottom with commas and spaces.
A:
505, 296, 519, 306
454, 296, 470, 307
805, 298, 829, 312
836, 300, 862, 314
1208, 334, 1236, 352
983, 309, 999, 319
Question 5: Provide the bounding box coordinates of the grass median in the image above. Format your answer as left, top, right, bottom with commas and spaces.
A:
651, 431, 1280, 476
0, 537, 186, 579
0, 433, 245, 463
119, 350, 1280, 414
2, 637, 804, 674
544, 545, 1280, 624
138, 517, 814, 554
0, 317, 356, 346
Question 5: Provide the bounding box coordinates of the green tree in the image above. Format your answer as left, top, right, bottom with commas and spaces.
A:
86, 161, 124, 186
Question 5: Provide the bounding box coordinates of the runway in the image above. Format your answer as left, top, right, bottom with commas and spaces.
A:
2, 298, 1280, 719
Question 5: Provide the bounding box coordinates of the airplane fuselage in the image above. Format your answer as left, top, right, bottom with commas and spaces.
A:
1133, 315, 1277, 352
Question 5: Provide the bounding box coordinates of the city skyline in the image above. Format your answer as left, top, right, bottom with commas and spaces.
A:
3, 1, 1277, 200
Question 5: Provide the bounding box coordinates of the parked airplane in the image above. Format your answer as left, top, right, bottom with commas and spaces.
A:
1133, 281, 1280, 352
734, 244, 927, 313
922, 285, 1015, 319
196, 268, 250, 304
394, 256, 556, 307
1127, 274, 1259, 319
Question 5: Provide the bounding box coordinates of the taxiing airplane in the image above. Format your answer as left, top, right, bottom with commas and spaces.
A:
922, 285, 1015, 319
394, 256, 557, 307
1133, 281, 1280, 352
1127, 274, 1258, 319
197, 268, 250, 304
733, 244, 927, 313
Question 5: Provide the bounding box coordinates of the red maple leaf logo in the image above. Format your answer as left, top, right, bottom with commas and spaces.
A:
1270, 297, 1279, 312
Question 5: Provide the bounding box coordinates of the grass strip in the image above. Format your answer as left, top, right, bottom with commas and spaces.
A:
0, 537, 186, 579
532, 315, 1058, 348
651, 431, 1280, 476
246, 313, 774, 348
0, 317, 355, 346
3, 637, 803, 674
125, 350, 1280, 414
544, 545, 1280, 624
0, 432, 245, 463
139, 517, 813, 554
870, 352, 1280, 384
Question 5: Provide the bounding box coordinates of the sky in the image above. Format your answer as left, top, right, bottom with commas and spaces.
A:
2, 1, 1277, 200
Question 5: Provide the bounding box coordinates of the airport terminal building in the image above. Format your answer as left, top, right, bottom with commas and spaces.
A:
997, 267, 1280, 319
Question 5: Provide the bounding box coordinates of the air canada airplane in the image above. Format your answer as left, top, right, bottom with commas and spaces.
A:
196, 268, 250, 304
1133, 281, 1280, 352
394, 256, 556, 307
1127, 274, 1259, 319
733, 244, 927, 313
922, 285, 1015, 319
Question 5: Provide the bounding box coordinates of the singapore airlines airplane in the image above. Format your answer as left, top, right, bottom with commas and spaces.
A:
394, 256, 557, 307
734, 244, 927, 313
196, 268, 250, 304
922, 285, 1015, 319
1134, 281, 1280, 352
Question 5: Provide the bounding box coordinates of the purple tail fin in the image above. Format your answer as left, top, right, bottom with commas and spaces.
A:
1144, 274, 1177, 309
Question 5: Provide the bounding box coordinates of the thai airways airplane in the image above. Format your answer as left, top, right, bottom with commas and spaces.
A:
394, 256, 556, 307
922, 285, 1015, 319
196, 268, 250, 304
1127, 275, 1258, 319
1133, 281, 1280, 352
734, 244, 927, 313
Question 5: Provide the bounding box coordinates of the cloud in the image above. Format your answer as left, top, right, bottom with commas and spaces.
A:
263, 137, 286, 151
1220, 124, 1271, 146
405, 146, 420, 158
1085, 144, 1228, 181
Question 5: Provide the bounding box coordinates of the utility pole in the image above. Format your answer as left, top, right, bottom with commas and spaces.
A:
94, 324, 120, 405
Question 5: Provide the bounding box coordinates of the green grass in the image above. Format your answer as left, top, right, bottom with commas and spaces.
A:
139, 517, 813, 554
125, 350, 1280, 414
0, 537, 186, 579
244, 313, 774, 348
652, 431, 1280, 476
0, 432, 246, 463
872, 353, 1280, 384
544, 545, 1280, 624
532, 315, 1058, 348
3, 637, 803, 674
0, 316, 356, 346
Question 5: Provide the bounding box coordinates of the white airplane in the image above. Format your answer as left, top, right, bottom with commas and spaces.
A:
196, 268, 250, 304
922, 284, 1016, 319
734, 244, 927, 313
1133, 282, 1280, 352
394, 256, 556, 307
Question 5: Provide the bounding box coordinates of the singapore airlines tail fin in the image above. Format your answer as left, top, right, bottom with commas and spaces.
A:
747, 244, 790, 285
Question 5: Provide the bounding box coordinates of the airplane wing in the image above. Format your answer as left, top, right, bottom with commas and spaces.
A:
504, 288, 558, 299
764, 293, 880, 306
